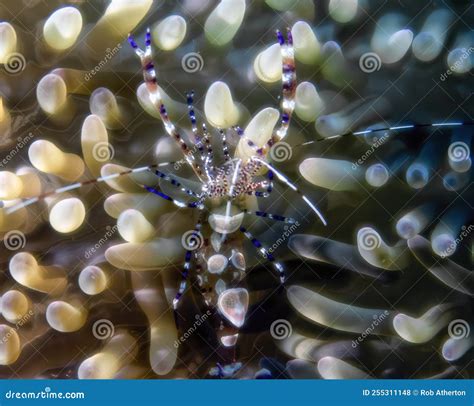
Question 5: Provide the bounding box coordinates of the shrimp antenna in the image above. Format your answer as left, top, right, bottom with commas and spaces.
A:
128, 29, 205, 181
251, 157, 327, 226
5, 162, 180, 214
298, 121, 474, 145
